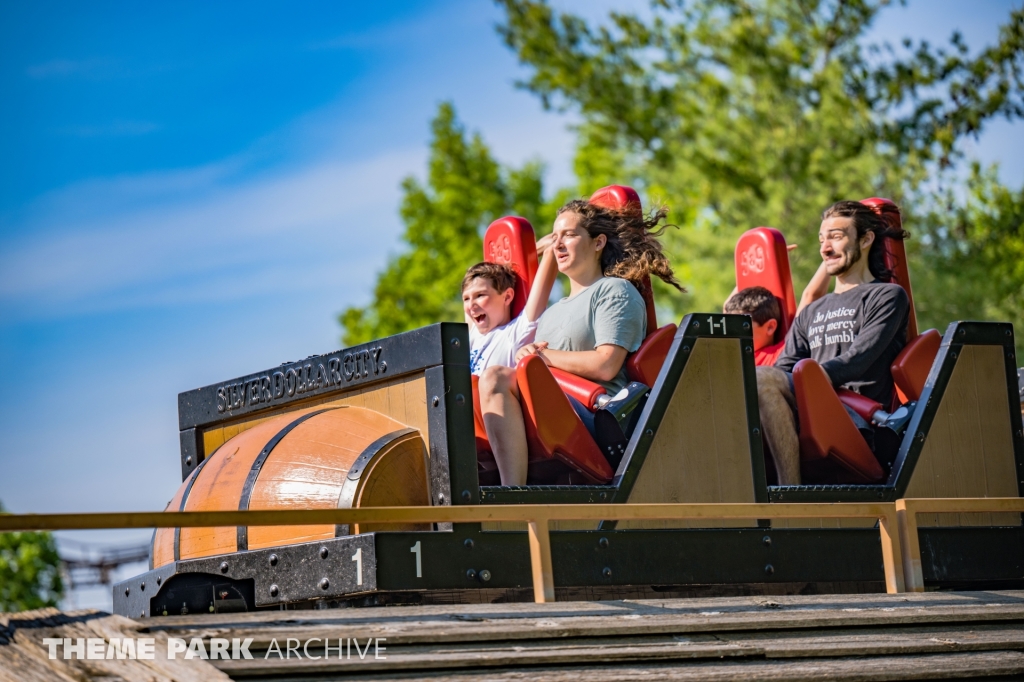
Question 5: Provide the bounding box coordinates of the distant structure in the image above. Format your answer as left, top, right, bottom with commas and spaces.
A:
59, 539, 149, 590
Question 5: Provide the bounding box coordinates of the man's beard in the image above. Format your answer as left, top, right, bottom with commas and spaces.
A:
826, 243, 862, 276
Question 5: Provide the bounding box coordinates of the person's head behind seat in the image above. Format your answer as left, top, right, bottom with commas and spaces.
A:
724, 286, 782, 350
462, 262, 518, 334
820, 201, 910, 281
556, 198, 685, 293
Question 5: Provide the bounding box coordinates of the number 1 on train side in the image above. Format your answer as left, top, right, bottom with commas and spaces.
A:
707, 316, 727, 334
351, 547, 363, 586
410, 541, 422, 578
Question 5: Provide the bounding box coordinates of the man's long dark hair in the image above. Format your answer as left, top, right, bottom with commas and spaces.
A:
821, 200, 910, 282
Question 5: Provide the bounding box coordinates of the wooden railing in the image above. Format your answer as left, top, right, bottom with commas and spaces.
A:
896, 497, 1024, 592
2, 498, 1021, 602
0, 502, 908, 601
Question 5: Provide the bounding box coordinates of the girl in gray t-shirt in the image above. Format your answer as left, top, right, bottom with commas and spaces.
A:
534, 277, 646, 394
477, 197, 683, 486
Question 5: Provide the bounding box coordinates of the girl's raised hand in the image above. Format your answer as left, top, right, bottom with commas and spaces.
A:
536, 233, 556, 255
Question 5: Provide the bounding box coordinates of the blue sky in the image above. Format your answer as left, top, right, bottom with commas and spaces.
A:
1, 0, 1021, 609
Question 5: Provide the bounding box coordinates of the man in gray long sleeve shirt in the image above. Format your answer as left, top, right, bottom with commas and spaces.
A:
774, 283, 908, 404
758, 201, 910, 485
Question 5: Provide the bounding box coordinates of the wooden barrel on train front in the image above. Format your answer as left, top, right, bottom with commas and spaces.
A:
152, 406, 429, 568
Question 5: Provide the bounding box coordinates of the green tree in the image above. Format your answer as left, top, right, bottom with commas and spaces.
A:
0, 501, 64, 612
497, 0, 1024, 326
912, 164, 1024, 359
339, 103, 551, 345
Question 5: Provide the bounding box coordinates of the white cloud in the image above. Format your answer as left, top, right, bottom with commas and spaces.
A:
0, 76, 579, 323
307, 0, 504, 52
0, 0, 582, 324
58, 120, 162, 137
0, 147, 421, 319
26, 57, 111, 78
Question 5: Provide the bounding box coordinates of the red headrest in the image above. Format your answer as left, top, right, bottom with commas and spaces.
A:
483, 217, 538, 319
859, 198, 917, 340
734, 227, 797, 339
587, 185, 658, 332
589, 185, 642, 212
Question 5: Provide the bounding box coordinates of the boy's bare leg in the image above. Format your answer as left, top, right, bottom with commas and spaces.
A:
479, 366, 528, 486
756, 366, 801, 485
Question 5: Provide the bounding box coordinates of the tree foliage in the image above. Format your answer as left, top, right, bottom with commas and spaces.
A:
339, 103, 549, 345
0, 501, 64, 613
342, 1, 1024, 358
496, 0, 1024, 323
911, 164, 1024, 359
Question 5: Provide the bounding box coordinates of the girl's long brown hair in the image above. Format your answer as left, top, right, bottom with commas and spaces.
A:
557, 199, 684, 293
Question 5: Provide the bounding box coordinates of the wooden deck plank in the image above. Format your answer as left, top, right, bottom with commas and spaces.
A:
143, 591, 1024, 646
147, 589, 1024, 627
333, 647, 1024, 679
147, 599, 1024, 650
7, 592, 1024, 681
212, 624, 1024, 676
0, 608, 229, 681
223, 651, 1024, 681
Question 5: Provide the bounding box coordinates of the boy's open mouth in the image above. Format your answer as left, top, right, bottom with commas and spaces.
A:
473, 313, 487, 324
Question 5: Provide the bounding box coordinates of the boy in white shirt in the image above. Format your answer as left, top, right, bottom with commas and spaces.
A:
463, 234, 557, 375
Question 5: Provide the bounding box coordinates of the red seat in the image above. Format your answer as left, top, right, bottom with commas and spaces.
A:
472, 372, 606, 485
626, 323, 678, 386
543, 319, 679, 411
521, 185, 677, 416
483, 217, 539, 318
470, 375, 500, 485
861, 198, 918, 340
736, 199, 940, 483
891, 328, 941, 404
587, 185, 673, 373
735, 227, 797, 338
474, 215, 614, 483
794, 360, 885, 483
518, 356, 614, 483
589, 185, 658, 328
472, 186, 678, 485
546, 322, 677, 409
861, 198, 940, 407
549, 367, 608, 410
836, 387, 885, 423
